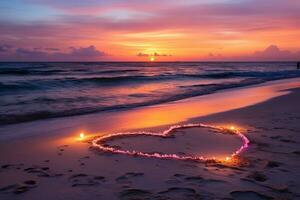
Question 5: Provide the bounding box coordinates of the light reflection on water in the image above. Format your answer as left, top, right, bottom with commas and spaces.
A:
1, 62, 299, 125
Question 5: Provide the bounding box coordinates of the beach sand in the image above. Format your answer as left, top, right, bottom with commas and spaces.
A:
0, 78, 300, 200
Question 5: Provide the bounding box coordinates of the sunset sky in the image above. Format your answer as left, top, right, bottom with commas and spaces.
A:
0, 0, 299, 61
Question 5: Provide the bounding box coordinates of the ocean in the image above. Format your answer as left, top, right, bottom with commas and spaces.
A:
0, 62, 299, 125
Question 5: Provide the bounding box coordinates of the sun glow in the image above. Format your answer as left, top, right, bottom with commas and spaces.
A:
150, 57, 155, 62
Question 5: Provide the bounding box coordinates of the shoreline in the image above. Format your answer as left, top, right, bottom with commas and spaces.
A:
2, 74, 300, 127
0, 77, 300, 199
1, 77, 300, 142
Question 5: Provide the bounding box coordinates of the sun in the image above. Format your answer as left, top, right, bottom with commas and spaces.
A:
150, 57, 155, 62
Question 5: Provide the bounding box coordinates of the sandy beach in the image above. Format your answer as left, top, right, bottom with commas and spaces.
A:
1, 78, 300, 200
1, 0, 300, 199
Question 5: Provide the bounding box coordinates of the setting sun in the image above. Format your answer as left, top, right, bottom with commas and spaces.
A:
150, 57, 155, 62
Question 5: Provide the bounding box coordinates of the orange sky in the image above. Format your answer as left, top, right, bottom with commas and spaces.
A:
0, 0, 299, 61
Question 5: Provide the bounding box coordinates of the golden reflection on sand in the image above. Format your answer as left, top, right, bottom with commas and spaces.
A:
112, 79, 300, 131
7, 78, 300, 146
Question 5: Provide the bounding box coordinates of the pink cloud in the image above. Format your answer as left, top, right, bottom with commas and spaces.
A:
0, 1, 300, 61
137, 52, 172, 57
252, 45, 300, 61
0, 44, 12, 52
0, 45, 107, 61
207, 45, 300, 61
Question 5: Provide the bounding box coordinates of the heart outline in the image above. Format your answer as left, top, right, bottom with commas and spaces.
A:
91, 123, 250, 162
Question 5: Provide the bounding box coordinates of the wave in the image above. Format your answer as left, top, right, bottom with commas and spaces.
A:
184, 70, 300, 79
0, 75, 169, 93
0, 82, 39, 92
1, 61, 300, 126
0, 68, 64, 76
91, 69, 140, 74
74, 70, 300, 86
1, 70, 300, 94
0, 75, 299, 125
73, 75, 169, 84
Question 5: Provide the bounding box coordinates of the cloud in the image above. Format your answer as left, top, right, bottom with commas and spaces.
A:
208, 52, 222, 57
136, 52, 149, 57
69, 45, 105, 57
0, 44, 12, 52
137, 52, 172, 57
206, 45, 300, 61
154, 52, 172, 57
0, 45, 107, 61
0, 1, 300, 61
252, 45, 299, 60
3, 0, 299, 38
45, 47, 60, 51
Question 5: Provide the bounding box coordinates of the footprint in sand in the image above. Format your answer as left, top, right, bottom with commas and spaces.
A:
246, 171, 267, 182
0, 180, 37, 194
1, 163, 24, 171
24, 166, 63, 177
264, 160, 281, 168
156, 187, 202, 200
115, 172, 144, 184
119, 187, 204, 200
69, 173, 106, 187
166, 173, 226, 187
77, 156, 90, 167
119, 188, 152, 200
230, 191, 273, 200
56, 144, 69, 156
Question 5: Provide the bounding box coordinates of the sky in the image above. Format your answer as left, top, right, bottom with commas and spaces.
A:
0, 0, 299, 61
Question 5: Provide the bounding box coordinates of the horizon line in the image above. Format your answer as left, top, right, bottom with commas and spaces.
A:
0, 60, 299, 63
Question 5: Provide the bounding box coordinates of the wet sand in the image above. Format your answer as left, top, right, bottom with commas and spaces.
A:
0, 78, 300, 200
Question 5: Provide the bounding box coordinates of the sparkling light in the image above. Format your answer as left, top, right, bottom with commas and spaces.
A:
76, 132, 86, 141
150, 57, 155, 62
230, 126, 235, 130
91, 123, 250, 162
80, 133, 85, 138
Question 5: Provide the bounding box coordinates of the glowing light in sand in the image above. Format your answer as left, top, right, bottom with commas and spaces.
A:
91, 123, 250, 162
76, 132, 86, 141
80, 133, 85, 139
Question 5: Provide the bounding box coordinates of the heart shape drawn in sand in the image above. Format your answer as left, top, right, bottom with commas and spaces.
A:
91, 123, 250, 162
